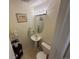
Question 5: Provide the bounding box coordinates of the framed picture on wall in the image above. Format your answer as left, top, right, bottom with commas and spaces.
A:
16, 13, 27, 23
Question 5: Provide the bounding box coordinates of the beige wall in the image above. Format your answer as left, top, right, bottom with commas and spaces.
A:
44, 0, 61, 45
32, 0, 61, 45
9, 0, 33, 49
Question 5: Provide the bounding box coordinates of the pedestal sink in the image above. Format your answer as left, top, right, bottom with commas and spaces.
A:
31, 34, 42, 47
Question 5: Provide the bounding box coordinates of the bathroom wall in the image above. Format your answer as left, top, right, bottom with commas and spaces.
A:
32, 0, 61, 45
41, 0, 61, 45
49, 0, 70, 59
9, 0, 33, 50
54, 0, 70, 58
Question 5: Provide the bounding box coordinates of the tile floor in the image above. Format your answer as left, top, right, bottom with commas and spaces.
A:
21, 47, 39, 59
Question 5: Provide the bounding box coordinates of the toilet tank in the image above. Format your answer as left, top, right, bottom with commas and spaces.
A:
41, 42, 51, 54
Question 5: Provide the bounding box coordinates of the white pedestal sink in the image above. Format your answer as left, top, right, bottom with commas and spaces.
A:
31, 34, 42, 47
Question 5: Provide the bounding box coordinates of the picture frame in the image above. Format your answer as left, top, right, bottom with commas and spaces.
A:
16, 13, 27, 23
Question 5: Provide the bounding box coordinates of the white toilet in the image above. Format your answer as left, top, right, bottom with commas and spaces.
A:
36, 42, 51, 59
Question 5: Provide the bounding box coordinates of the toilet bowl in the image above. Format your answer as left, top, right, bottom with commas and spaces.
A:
36, 51, 46, 59
36, 42, 51, 59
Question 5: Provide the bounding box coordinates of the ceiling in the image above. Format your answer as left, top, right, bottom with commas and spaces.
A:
22, 0, 48, 6
22, 0, 46, 2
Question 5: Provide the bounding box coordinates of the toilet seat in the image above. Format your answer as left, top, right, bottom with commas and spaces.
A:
36, 51, 46, 59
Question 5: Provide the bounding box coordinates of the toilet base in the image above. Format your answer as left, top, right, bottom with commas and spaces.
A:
36, 51, 47, 59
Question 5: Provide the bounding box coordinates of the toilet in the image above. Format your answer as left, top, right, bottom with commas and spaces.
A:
36, 42, 51, 59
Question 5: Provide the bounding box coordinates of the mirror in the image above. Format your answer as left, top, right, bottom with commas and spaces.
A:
34, 15, 44, 33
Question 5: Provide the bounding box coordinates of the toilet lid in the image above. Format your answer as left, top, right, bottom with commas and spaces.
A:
36, 51, 46, 59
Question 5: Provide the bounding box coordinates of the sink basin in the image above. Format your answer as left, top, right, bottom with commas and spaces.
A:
31, 34, 42, 41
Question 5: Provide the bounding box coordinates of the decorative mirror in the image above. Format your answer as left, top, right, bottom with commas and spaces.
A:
34, 15, 44, 33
